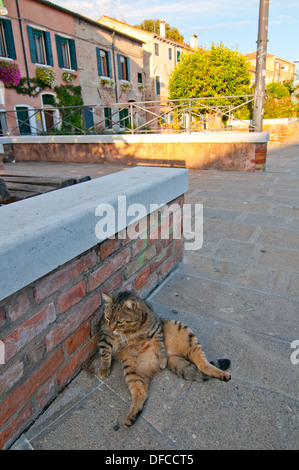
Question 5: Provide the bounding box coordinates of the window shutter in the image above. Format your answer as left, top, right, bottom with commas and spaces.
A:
27, 26, 37, 63
125, 57, 130, 81
4, 19, 16, 59
55, 34, 63, 68
69, 39, 77, 70
177, 50, 181, 62
117, 54, 122, 80
96, 48, 102, 76
44, 31, 53, 66
106, 50, 112, 78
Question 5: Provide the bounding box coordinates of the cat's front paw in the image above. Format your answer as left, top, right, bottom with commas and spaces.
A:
97, 366, 110, 380
158, 355, 167, 370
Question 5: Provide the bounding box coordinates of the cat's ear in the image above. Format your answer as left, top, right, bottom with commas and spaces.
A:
124, 299, 137, 311
102, 293, 112, 304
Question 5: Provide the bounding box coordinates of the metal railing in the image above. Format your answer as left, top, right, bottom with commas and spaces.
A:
0, 95, 255, 137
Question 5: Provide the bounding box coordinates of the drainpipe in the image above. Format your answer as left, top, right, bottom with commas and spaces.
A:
111, 31, 118, 103
15, 0, 31, 96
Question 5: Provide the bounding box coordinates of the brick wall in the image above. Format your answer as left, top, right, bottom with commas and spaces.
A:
0, 195, 184, 449
7, 134, 270, 172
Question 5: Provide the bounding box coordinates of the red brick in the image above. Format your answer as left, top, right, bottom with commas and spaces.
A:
0, 401, 34, 450
65, 321, 91, 356
34, 251, 96, 303
89, 247, 131, 291
45, 293, 100, 351
150, 244, 172, 273
36, 379, 56, 409
100, 238, 121, 260
0, 348, 64, 428
131, 238, 147, 257
57, 280, 86, 313
5, 292, 30, 322
135, 266, 151, 289
3, 303, 56, 361
136, 273, 159, 298
102, 272, 123, 294
56, 335, 98, 390
0, 361, 24, 397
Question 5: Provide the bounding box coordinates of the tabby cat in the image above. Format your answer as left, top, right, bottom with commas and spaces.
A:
97, 291, 231, 427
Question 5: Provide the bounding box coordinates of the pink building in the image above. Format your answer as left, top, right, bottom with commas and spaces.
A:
1, 0, 81, 135
0, 0, 144, 136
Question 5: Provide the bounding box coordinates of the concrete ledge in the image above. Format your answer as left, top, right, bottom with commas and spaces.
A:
0, 166, 188, 301
1, 131, 270, 145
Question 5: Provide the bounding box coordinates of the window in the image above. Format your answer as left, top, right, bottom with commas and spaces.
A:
0, 19, 16, 59
119, 107, 130, 128
155, 76, 161, 95
104, 107, 113, 129
0, 111, 7, 135
96, 48, 112, 77
117, 54, 130, 81
55, 35, 77, 70
177, 50, 181, 63
168, 48, 172, 60
27, 26, 53, 65
16, 106, 33, 135
155, 43, 159, 56
137, 72, 142, 84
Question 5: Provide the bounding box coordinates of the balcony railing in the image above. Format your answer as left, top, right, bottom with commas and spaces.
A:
0, 95, 255, 137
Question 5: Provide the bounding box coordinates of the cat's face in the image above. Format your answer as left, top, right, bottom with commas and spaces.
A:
102, 292, 141, 335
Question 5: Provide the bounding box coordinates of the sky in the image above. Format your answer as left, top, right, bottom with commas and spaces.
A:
50, 0, 299, 65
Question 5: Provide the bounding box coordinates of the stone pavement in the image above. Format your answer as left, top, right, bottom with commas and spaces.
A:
11, 137, 299, 450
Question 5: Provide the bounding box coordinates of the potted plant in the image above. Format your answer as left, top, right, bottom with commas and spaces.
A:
35, 67, 57, 89
0, 61, 21, 87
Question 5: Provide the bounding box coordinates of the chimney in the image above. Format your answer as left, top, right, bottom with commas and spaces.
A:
160, 21, 166, 38
191, 34, 198, 49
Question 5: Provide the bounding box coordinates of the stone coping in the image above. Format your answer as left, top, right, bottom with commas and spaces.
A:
0, 131, 270, 145
0, 166, 188, 301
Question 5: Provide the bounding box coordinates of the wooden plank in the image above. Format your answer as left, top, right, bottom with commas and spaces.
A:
5, 182, 55, 193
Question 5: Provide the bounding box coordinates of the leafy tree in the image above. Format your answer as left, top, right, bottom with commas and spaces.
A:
135, 19, 184, 43
169, 43, 251, 99
264, 82, 298, 118
168, 43, 251, 120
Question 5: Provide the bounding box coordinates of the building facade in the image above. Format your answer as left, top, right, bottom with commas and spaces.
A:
0, 0, 145, 135
246, 52, 295, 86
98, 16, 193, 103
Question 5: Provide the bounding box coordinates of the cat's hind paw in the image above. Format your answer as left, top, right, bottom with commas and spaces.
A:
97, 367, 110, 380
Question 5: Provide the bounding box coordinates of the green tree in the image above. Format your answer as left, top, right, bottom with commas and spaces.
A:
135, 19, 184, 43
169, 43, 251, 99
168, 43, 251, 119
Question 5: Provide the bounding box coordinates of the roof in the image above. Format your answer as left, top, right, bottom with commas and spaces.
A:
32, 0, 145, 44
98, 15, 190, 49
246, 52, 294, 66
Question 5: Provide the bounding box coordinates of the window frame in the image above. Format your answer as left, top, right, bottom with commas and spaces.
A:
117, 54, 130, 81
55, 34, 77, 71
0, 18, 16, 60
96, 48, 112, 78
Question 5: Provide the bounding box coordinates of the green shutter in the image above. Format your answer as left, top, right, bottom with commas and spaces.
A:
27, 25, 37, 63
125, 57, 130, 81
44, 31, 53, 66
117, 54, 122, 80
96, 48, 102, 76
55, 34, 63, 68
69, 39, 77, 70
106, 50, 112, 78
4, 19, 16, 59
